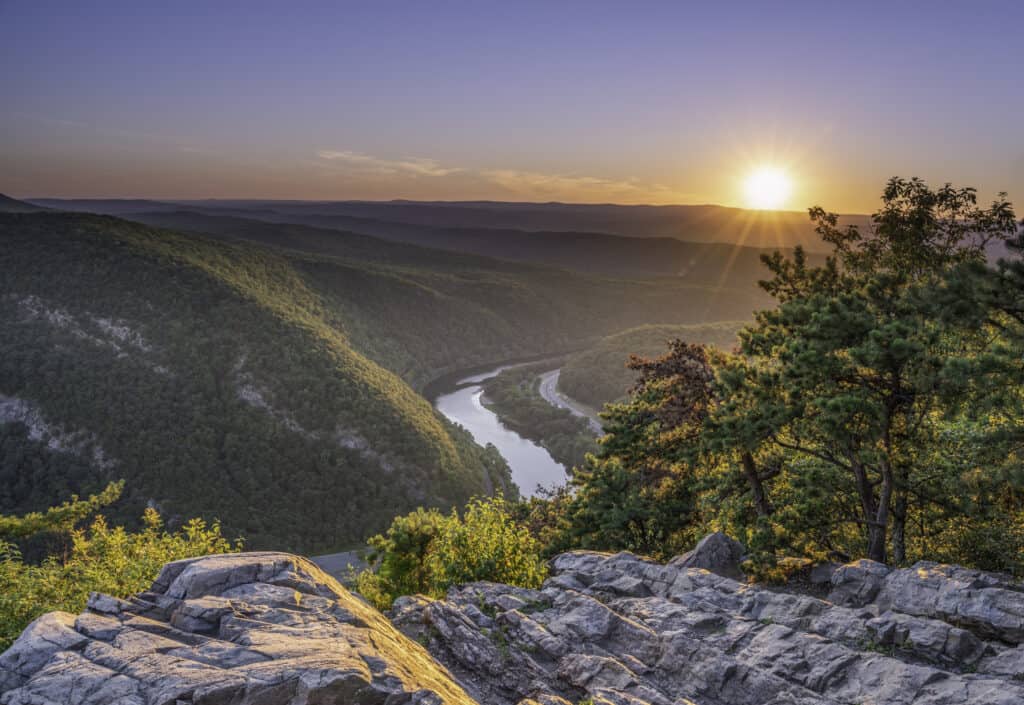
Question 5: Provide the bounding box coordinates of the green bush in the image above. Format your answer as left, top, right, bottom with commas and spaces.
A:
355, 496, 547, 610
0, 506, 240, 650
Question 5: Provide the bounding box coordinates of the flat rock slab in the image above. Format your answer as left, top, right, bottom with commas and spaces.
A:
0, 552, 476, 705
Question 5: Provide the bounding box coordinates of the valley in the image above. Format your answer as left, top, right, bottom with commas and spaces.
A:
4, 7, 1021, 702
0, 198, 766, 553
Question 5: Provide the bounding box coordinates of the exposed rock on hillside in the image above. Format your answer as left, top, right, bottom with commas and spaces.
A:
0, 553, 475, 705
394, 549, 1024, 705
6, 547, 1024, 704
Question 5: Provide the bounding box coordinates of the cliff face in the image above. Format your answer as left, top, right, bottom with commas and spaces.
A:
4, 545, 1024, 705
0, 552, 475, 705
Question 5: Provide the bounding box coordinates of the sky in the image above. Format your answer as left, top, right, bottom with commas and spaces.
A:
1, 0, 1022, 213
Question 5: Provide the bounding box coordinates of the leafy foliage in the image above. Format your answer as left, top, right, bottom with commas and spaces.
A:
355, 496, 547, 610
0, 494, 239, 651
0, 481, 123, 541
557, 178, 1024, 572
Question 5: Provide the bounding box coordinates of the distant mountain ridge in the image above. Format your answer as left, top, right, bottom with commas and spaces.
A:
29, 198, 838, 281
0, 194, 46, 213
29, 197, 871, 252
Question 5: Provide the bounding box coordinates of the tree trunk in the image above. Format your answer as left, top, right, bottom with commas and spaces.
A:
892, 490, 907, 565
740, 451, 772, 518
850, 457, 888, 564
869, 462, 894, 564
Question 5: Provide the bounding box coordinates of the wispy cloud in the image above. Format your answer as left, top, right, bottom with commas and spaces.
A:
317, 150, 463, 177
316, 149, 691, 202
480, 169, 667, 201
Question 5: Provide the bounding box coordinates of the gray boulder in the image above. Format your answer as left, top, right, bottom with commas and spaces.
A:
667, 532, 746, 580
0, 552, 476, 705
877, 561, 1024, 643
827, 558, 891, 607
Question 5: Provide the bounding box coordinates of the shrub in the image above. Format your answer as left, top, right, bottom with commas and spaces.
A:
354, 496, 547, 610
0, 506, 240, 650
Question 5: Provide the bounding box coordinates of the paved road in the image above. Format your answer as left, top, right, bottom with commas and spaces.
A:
537, 369, 602, 434
312, 550, 365, 584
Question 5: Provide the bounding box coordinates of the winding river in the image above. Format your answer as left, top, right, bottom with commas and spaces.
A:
432, 365, 568, 498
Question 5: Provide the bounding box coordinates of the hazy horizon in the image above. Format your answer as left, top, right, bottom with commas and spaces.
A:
3, 1, 1022, 212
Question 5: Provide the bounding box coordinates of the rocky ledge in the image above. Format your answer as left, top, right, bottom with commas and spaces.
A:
0, 552, 475, 705
393, 536, 1024, 705
4, 540, 1024, 705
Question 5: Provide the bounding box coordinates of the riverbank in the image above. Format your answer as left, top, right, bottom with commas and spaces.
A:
432, 364, 568, 497
479, 364, 598, 471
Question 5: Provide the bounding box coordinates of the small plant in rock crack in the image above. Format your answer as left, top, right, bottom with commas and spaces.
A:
476, 592, 498, 618
519, 597, 552, 615
860, 637, 896, 657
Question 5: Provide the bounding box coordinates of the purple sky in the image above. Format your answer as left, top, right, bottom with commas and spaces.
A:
2, 0, 1022, 212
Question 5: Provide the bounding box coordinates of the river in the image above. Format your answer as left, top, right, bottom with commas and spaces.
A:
433, 365, 569, 498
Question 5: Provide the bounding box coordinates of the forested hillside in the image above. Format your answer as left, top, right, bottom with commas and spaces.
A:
78, 209, 769, 388
0, 212, 512, 552
559, 322, 746, 408
1, 210, 765, 552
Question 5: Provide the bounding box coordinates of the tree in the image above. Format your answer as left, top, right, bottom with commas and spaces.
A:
724, 178, 1018, 563
564, 177, 1023, 571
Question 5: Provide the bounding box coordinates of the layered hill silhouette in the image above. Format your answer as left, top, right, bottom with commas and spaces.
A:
30, 198, 847, 280
0, 194, 46, 213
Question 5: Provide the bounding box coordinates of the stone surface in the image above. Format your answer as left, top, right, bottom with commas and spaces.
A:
827, 558, 891, 607
394, 544, 1024, 705
0, 552, 476, 705
666, 531, 746, 580
6, 542, 1024, 705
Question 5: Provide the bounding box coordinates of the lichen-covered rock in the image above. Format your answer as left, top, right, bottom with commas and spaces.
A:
0, 552, 476, 705
395, 542, 1024, 705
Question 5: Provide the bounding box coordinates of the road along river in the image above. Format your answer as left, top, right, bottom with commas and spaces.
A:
537, 369, 603, 434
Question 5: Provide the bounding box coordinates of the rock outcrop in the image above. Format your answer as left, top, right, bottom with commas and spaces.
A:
393, 550, 1024, 705
6, 546, 1024, 705
0, 552, 475, 705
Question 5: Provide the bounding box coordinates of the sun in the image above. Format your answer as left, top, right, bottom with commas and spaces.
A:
743, 166, 792, 210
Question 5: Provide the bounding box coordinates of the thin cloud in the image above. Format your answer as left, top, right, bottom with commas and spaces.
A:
316, 149, 695, 202
481, 169, 686, 202
317, 150, 463, 177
